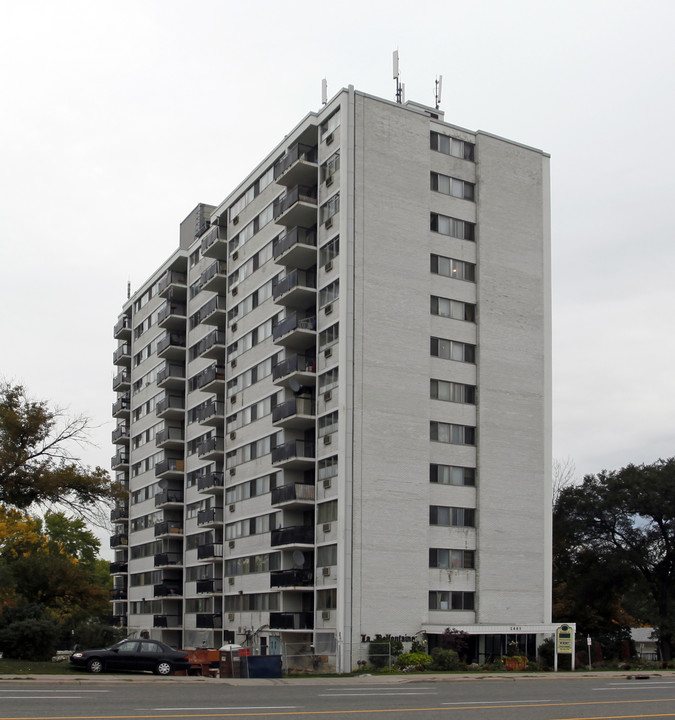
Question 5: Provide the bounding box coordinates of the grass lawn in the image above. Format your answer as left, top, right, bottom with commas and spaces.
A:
0, 658, 80, 675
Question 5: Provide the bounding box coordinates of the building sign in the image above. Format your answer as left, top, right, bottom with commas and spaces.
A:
556, 624, 573, 654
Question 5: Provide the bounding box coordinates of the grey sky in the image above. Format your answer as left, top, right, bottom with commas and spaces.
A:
2, 0, 674, 509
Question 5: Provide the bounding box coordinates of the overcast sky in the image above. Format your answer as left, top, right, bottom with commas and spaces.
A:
2, 0, 675, 520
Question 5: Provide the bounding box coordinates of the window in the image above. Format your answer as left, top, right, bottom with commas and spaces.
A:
321, 110, 340, 140
431, 296, 476, 322
317, 500, 337, 523
430, 213, 475, 241
225, 552, 280, 576
318, 455, 338, 481
430, 464, 475, 486
319, 280, 339, 308
431, 172, 475, 201
429, 505, 475, 527
317, 544, 337, 566
320, 193, 340, 224
320, 235, 339, 266
429, 591, 475, 610
319, 323, 339, 352
319, 368, 339, 392
429, 548, 475, 569
321, 151, 340, 182
430, 336, 476, 363
430, 131, 475, 161
430, 379, 476, 404
317, 588, 337, 610
430, 421, 476, 445
318, 411, 338, 437
431, 254, 475, 282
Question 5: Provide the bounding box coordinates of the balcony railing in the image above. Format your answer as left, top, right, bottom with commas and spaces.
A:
157, 364, 186, 385
154, 582, 182, 597
271, 440, 315, 465
157, 333, 186, 355
196, 364, 225, 390
155, 458, 185, 476
158, 270, 187, 295
273, 226, 317, 260
112, 370, 130, 390
272, 311, 316, 342
272, 397, 314, 423
271, 483, 315, 505
273, 185, 318, 220
109, 615, 128, 627
155, 426, 185, 446
154, 520, 183, 537
110, 533, 128, 548
158, 303, 186, 325
269, 611, 313, 630
113, 344, 130, 364
111, 423, 129, 443
201, 260, 228, 286
196, 400, 224, 424
110, 506, 129, 522
154, 552, 182, 567
114, 316, 131, 338
196, 613, 222, 629
274, 143, 318, 179
200, 224, 227, 256
156, 395, 185, 416
272, 354, 316, 381
111, 451, 129, 468
154, 614, 181, 628
272, 269, 316, 301
197, 543, 223, 560
112, 395, 130, 416
155, 488, 184, 507
110, 588, 127, 600
270, 525, 315, 546
198, 472, 224, 492
197, 436, 224, 458
270, 569, 313, 588
196, 578, 223, 594
109, 561, 128, 574
198, 507, 224, 526
199, 295, 228, 324
191, 330, 227, 359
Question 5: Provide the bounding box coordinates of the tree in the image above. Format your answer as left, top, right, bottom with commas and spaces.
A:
552, 456, 577, 506
554, 458, 675, 660
0, 382, 121, 524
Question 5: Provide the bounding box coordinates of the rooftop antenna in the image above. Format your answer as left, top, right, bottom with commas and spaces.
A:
393, 50, 403, 104
127, 280, 131, 300
321, 78, 327, 105
435, 75, 443, 110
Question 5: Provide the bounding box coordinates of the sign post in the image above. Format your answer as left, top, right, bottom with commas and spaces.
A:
554, 624, 575, 671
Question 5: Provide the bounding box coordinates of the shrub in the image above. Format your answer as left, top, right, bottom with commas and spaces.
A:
0, 616, 60, 661
395, 651, 432, 669
431, 647, 460, 671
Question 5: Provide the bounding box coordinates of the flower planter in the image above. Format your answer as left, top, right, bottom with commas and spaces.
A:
504, 656, 527, 671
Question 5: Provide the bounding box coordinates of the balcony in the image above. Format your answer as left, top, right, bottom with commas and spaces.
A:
110, 506, 129, 522
197, 399, 225, 426
156, 395, 185, 419
155, 458, 185, 479
112, 394, 131, 418
109, 561, 128, 574
158, 270, 187, 299
270, 569, 313, 588
112, 370, 130, 392
197, 543, 224, 561
113, 343, 131, 366
273, 226, 318, 269
155, 426, 185, 449
273, 185, 318, 228
154, 582, 182, 597
154, 552, 183, 567
197, 507, 224, 527
109, 615, 128, 627
154, 614, 181, 628
197, 436, 225, 460
272, 311, 316, 349
157, 333, 186, 361
274, 143, 318, 187
158, 302, 187, 330
196, 613, 222, 629
195, 364, 226, 394
271, 440, 315, 469
272, 397, 315, 430
154, 520, 184, 538
155, 488, 184, 508
111, 423, 130, 444
201, 260, 228, 294
191, 330, 227, 360
197, 578, 223, 594
110, 533, 128, 548
198, 471, 224, 494
111, 588, 127, 601
157, 364, 186, 390
199, 295, 228, 328
271, 483, 315, 507
270, 525, 314, 547
272, 353, 316, 387
269, 611, 313, 630
272, 269, 316, 309
114, 315, 131, 340
111, 451, 129, 470
200, 224, 228, 259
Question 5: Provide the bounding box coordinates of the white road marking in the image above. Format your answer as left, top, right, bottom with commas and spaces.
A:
0, 696, 84, 699
442, 699, 552, 705
152, 707, 298, 711
318, 692, 436, 697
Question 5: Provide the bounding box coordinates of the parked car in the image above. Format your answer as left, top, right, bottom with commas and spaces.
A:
70, 638, 190, 675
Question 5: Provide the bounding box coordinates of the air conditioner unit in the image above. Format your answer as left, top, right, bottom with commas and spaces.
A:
325, 260, 333, 272
233, 251, 239, 260
325, 175, 334, 187
229, 431, 236, 441
325, 132, 334, 145
229, 467, 236, 476
228, 577, 235, 585
231, 359, 237, 368
322, 566, 331, 577
228, 540, 235, 549
323, 390, 332, 402
325, 217, 333, 229
232, 287, 238, 296
323, 523, 331, 533
322, 610, 331, 620
323, 478, 331, 489
231, 322, 237, 332
324, 348, 332, 359
229, 504, 236, 512
324, 303, 333, 315
228, 613, 235, 621
323, 435, 332, 445
230, 395, 237, 404
232, 216, 239, 226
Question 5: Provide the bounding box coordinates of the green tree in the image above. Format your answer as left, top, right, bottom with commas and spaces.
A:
554, 458, 675, 660
0, 382, 120, 523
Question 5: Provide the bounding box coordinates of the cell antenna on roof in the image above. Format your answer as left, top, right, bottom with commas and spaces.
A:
127, 280, 131, 300
435, 75, 443, 110
393, 50, 403, 104
321, 78, 328, 105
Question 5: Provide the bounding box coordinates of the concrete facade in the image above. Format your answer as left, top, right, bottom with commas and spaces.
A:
110, 86, 553, 670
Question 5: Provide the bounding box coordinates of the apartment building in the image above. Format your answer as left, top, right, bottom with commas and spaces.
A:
110, 85, 553, 670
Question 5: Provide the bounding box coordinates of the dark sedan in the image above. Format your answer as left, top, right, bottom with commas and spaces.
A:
70, 638, 190, 675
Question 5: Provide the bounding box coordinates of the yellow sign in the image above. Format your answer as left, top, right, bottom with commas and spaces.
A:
556, 624, 574, 654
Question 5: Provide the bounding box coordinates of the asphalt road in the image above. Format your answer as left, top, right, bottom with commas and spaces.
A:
2, 672, 675, 720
